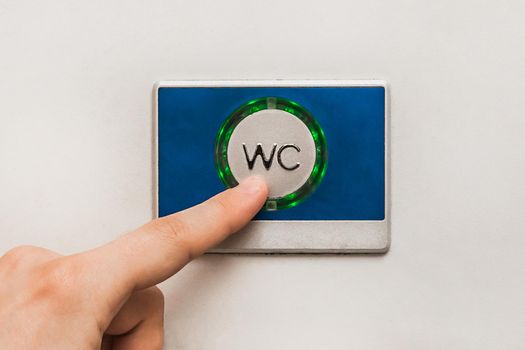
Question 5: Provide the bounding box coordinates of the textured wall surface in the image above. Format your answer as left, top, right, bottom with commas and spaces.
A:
1, 0, 524, 348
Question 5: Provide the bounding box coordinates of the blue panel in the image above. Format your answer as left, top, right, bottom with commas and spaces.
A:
158, 86, 385, 220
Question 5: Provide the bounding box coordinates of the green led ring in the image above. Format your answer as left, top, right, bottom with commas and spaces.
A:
214, 97, 328, 211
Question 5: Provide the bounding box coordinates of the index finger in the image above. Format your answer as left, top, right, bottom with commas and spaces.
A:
80, 176, 267, 293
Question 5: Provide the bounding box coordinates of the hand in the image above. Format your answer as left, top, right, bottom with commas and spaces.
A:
0, 177, 267, 350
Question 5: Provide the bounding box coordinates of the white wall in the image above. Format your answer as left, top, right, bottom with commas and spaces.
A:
1, 0, 524, 348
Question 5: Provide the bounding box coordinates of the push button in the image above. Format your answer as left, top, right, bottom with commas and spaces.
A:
215, 97, 327, 210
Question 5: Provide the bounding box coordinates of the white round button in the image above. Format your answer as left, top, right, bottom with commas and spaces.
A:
227, 109, 316, 198
215, 97, 327, 210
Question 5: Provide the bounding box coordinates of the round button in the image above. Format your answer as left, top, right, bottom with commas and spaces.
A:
215, 97, 327, 210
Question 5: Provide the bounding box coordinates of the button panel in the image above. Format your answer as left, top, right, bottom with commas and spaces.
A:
155, 80, 389, 253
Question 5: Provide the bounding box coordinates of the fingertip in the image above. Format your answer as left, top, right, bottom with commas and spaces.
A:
234, 176, 268, 198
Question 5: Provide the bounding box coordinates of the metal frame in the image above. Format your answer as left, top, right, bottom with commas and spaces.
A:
153, 80, 390, 254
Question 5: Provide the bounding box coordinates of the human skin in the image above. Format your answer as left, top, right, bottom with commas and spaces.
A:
0, 176, 268, 349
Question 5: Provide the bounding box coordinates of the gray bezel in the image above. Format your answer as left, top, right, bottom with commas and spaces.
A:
153, 80, 390, 254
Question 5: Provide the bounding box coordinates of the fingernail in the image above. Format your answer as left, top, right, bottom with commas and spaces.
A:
236, 176, 267, 195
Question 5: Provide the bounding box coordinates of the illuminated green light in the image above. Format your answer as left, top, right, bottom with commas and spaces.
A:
214, 97, 328, 211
